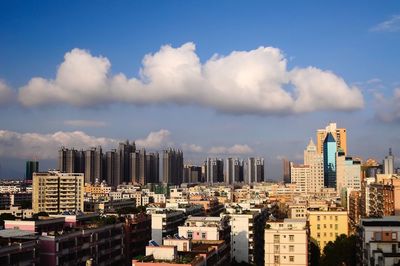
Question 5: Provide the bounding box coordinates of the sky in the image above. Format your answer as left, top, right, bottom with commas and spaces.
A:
0, 1, 400, 179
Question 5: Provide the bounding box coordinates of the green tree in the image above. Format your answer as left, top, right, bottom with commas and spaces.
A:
310, 241, 320, 266
320, 234, 356, 266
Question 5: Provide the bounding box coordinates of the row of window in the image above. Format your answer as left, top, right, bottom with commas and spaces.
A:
274, 234, 295, 242
316, 224, 339, 230
274, 255, 295, 263
316, 215, 339, 221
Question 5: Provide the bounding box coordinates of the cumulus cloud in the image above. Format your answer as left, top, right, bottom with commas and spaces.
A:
0, 129, 171, 159
182, 143, 203, 153
374, 88, 400, 123
136, 129, 172, 149
370, 15, 400, 32
0, 80, 15, 106
18, 43, 364, 115
64, 120, 108, 127
209, 144, 253, 155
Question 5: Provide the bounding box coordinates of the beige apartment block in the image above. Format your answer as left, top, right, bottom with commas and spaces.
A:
265, 219, 308, 266
32, 171, 84, 214
316, 122, 347, 155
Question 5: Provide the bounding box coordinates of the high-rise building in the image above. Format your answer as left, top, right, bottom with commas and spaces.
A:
32, 171, 84, 214
105, 149, 119, 186
25, 161, 39, 181
206, 158, 224, 184
58, 147, 85, 173
383, 148, 395, 175
130, 149, 147, 185
183, 165, 202, 183
336, 152, 361, 194
162, 149, 183, 185
146, 152, 160, 184
225, 158, 243, 184
84, 146, 103, 184
118, 141, 136, 183
316, 122, 347, 155
246, 157, 264, 184
304, 139, 324, 193
323, 133, 337, 188
283, 158, 292, 184
290, 163, 310, 194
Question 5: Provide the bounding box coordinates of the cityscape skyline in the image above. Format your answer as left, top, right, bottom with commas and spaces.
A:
1, 1, 400, 179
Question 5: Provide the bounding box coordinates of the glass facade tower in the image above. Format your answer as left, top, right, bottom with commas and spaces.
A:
323, 132, 337, 188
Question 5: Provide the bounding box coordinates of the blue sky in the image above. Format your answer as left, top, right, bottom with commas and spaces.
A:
0, 1, 399, 178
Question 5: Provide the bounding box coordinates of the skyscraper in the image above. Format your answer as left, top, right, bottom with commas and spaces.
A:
323, 133, 337, 188
317, 122, 347, 155
206, 158, 224, 184
84, 146, 103, 184
131, 149, 147, 185
383, 148, 394, 175
304, 139, 324, 193
105, 149, 119, 186
25, 161, 39, 181
162, 149, 183, 185
118, 141, 136, 183
146, 152, 160, 184
183, 165, 202, 183
246, 157, 264, 184
58, 147, 85, 173
282, 158, 292, 184
225, 158, 243, 184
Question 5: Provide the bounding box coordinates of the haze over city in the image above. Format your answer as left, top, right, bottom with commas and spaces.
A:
0, 1, 400, 178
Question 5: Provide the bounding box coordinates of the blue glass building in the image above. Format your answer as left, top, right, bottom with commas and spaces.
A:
323, 133, 337, 188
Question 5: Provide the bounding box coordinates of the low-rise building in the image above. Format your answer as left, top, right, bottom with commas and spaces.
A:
357, 216, 400, 265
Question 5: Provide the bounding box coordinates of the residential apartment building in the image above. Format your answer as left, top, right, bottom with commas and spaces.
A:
32, 171, 84, 214
308, 210, 348, 250
163, 149, 184, 185
264, 219, 308, 266
357, 216, 400, 266
368, 174, 400, 217
303, 139, 324, 193
151, 210, 185, 245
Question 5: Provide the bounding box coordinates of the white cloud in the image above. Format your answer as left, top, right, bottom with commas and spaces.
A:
374, 88, 400, 123
0, 129, 171, 159
370, 15, 400, 32
0, 80, 15, 106
208, 144, 253, 155
182, 143, 203, 153
64, 120, 108, 127
18, 43, 364, 115
136, 129, 171, 149
0, 130, 117, 159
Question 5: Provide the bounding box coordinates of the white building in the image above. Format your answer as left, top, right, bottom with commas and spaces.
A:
265, 219, 308, 266
303, 139, 324, 193
290, 164, 310, 194
358, 216, 400, 265
150, 210, 185, 245
336, 153, 361, 194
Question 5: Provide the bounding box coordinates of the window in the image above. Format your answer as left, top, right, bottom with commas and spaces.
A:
274, 235, 280, 243
335, 224, 338, 230
289, 256, 294, 262
274, 245, 280, 253
335, 216, 338, 221
317, 233, 320, 238
330, 224, 333, 229
392, 232, 397, 240
187, 231, 192, 238
317, 215, 320, 221
274, 256, 280, 263
289, 245, 294, 252
317, 224, 320, 230
202, 232, 206, 239
324, 224, 327, 229
289, 235, 294, 241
